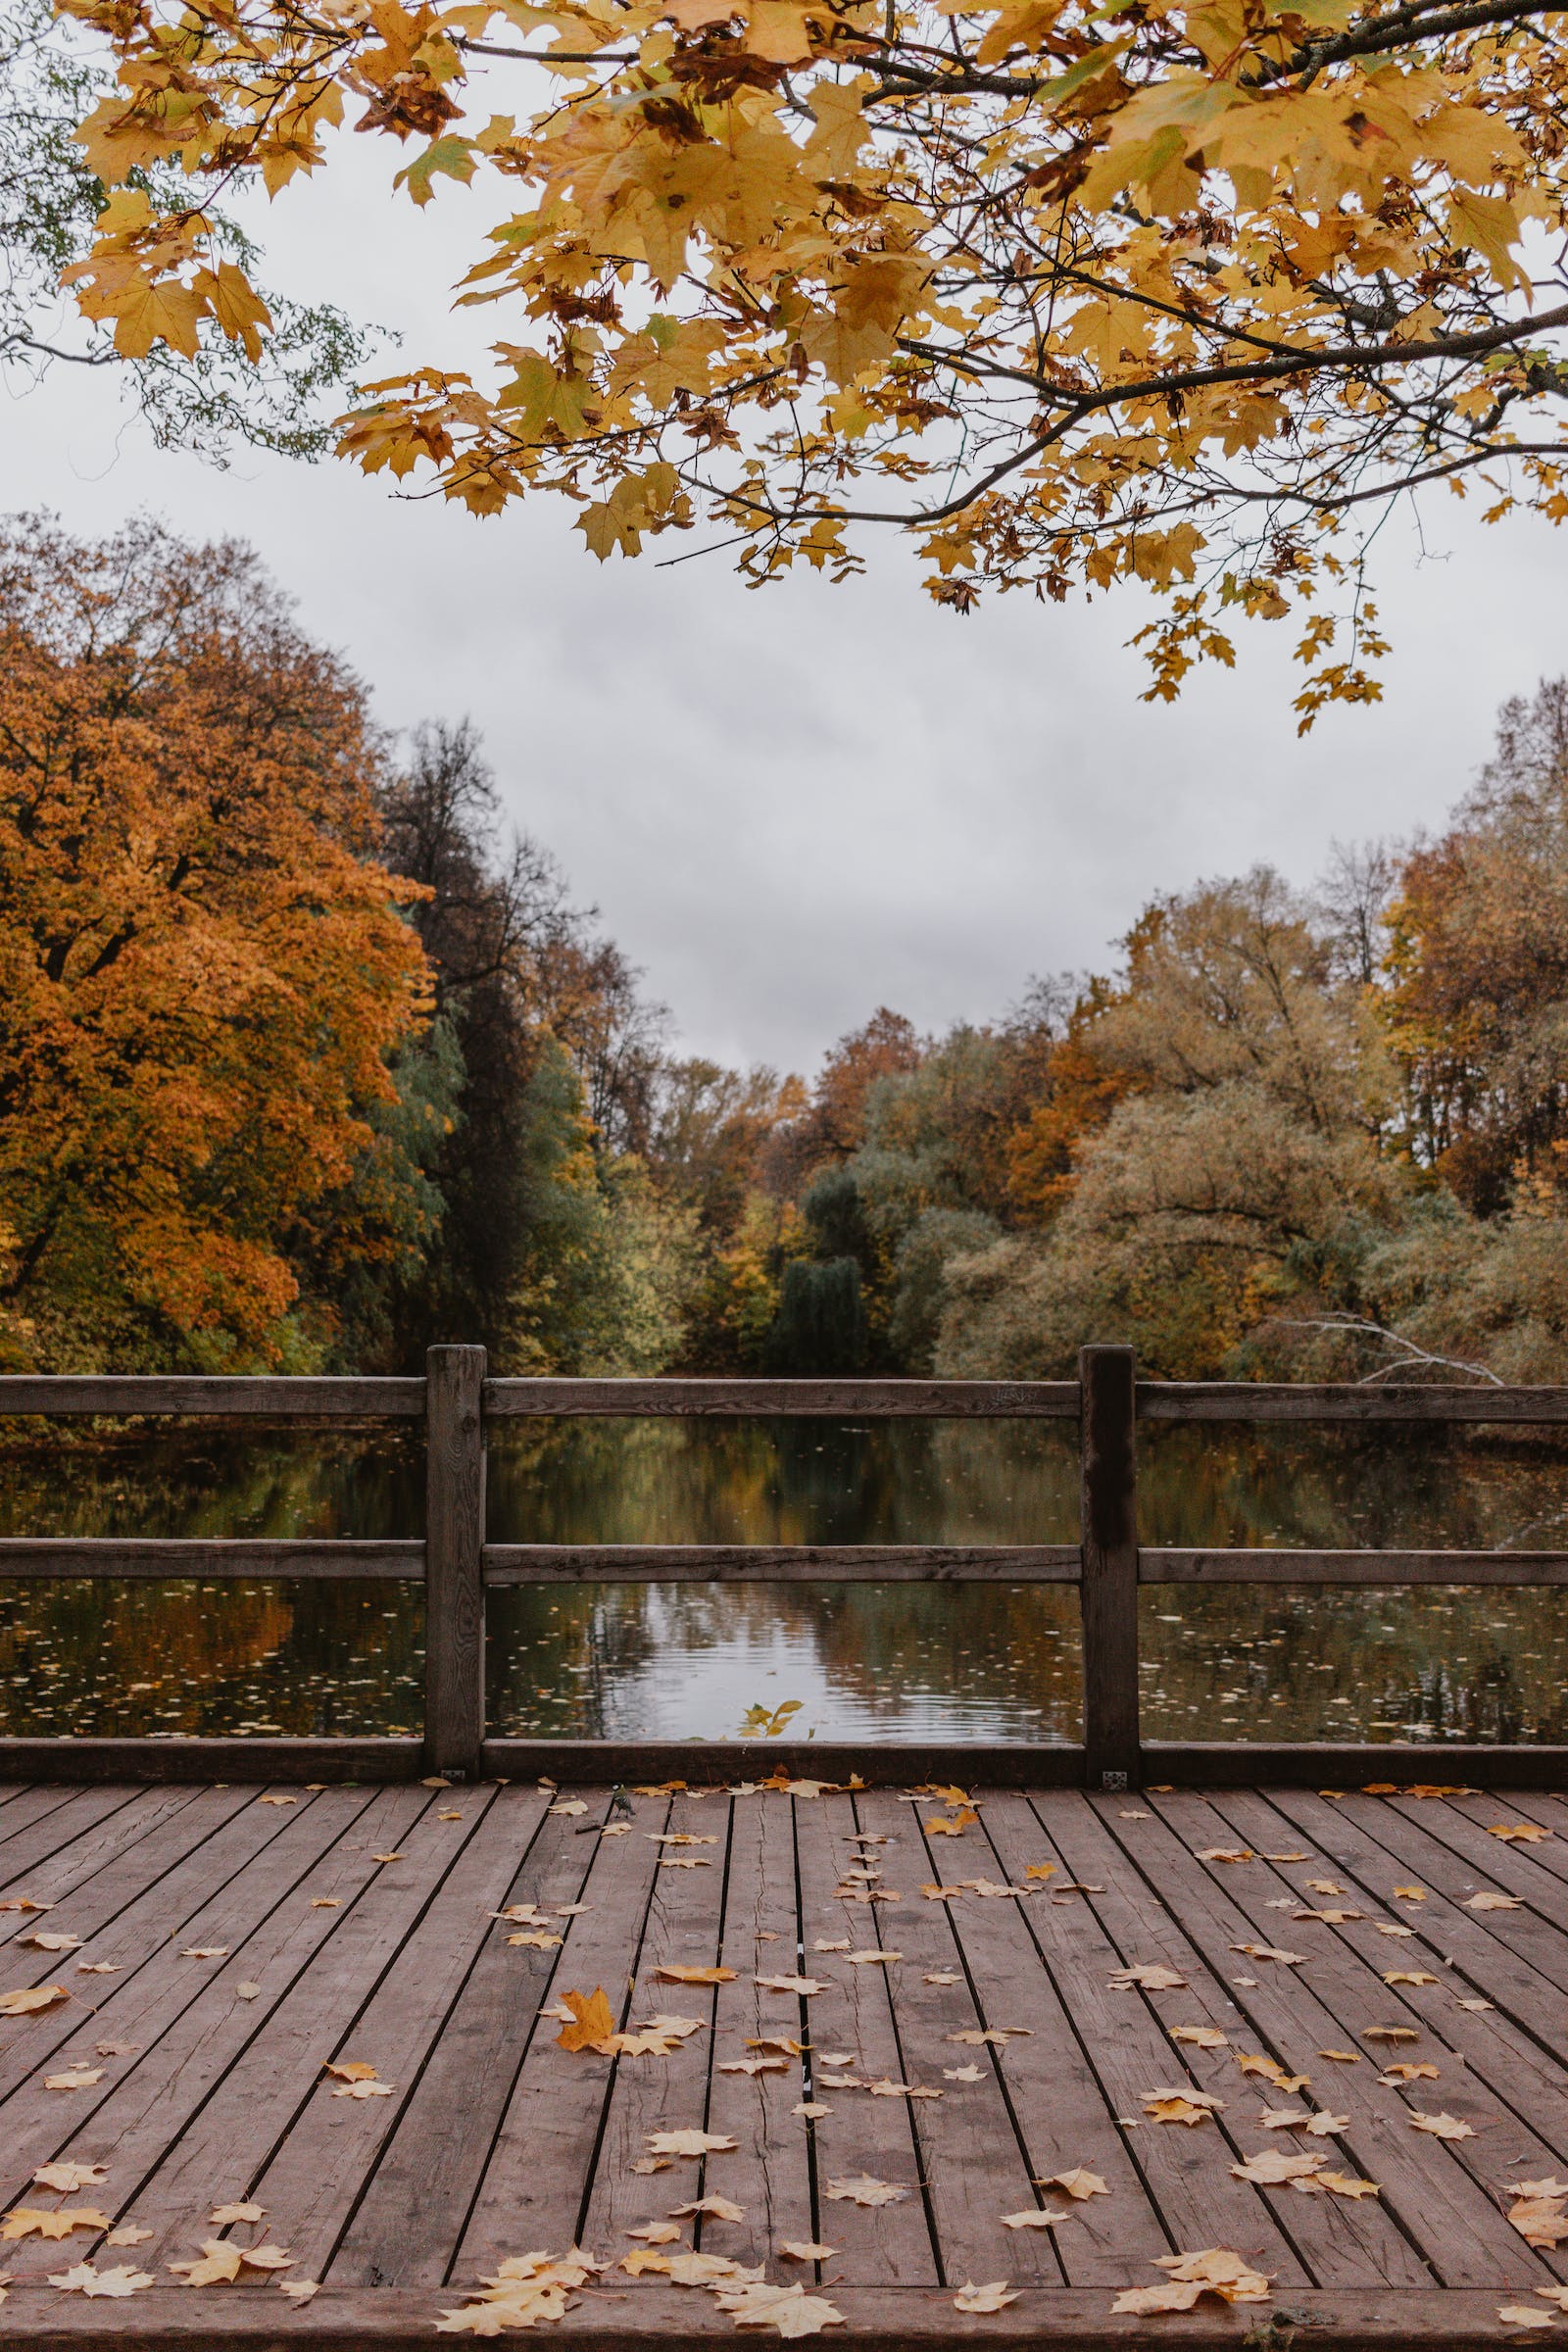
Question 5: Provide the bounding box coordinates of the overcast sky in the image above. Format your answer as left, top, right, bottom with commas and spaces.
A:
6, 134, 1568, 1075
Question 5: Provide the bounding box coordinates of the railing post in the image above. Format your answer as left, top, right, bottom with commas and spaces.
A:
424, 1345, 486, 1780
1079, 1343, 1140, 1790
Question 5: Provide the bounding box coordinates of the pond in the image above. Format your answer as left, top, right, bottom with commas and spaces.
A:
0, 1415, 1565, 1745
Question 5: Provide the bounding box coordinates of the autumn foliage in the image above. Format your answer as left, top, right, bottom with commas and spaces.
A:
56, 0, 1568, 714
0, 516, 432, 1369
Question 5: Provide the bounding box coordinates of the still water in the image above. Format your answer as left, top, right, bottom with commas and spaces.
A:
0, 1417, 1565, 1744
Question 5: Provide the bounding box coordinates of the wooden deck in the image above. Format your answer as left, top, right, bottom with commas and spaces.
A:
1, 1774, 1567, 2346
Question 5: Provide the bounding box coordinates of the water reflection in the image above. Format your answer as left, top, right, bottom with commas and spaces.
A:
0, 1414, 1563, 1742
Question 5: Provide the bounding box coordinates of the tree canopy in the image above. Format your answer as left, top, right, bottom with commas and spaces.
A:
58, 0, 1568, 711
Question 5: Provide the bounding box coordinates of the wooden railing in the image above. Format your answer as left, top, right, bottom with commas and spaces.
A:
2, 1345, 1567, 1788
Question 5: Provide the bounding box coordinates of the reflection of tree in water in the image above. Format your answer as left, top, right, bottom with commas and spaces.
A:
4, 1415, 1568, 1740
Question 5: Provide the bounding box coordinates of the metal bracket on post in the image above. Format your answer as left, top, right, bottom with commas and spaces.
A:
424, 1344, 486, 1781
1079, 1343, 1141, 1791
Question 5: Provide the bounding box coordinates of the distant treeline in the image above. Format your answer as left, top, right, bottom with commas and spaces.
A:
6, 514, 1568, 1383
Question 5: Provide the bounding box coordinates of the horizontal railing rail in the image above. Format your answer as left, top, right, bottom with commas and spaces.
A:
4, 1346, 1568, 1787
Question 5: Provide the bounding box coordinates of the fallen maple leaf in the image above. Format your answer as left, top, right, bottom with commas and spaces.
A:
21, 1931, 80, 1950
279, 2278, 320, 2302
1001, 2207, 1072, 2230
1361, 2026, 1419, 2043
823, 2175, 908, 2206
668, 2194, 745, 2222
845, 1949, 902, 1966
1383, 1970, 1439, 1985
646, 2130, 738, 2158
1169, 2025, 1227, 2047
955, 2280, 1019, 2312
757, 1974, 825, 1995
1042, 2169, 1109, 2200
557, 1988, 616, 2053
1378, 2063, 1439, 2084
324, 2060, 380, 2082
1489, 1824, 1550, 1842
1153, 2249, 1272, 2303
106, 2226, 153, 2246
76, 1962, 120, 1975
1393, 1886, 1427, 1901
717, 2055, 790, 2076
1294, 1908, 1364, 1925
170, 2241, 245, 2285
180, 1947, 228, 1960
717, 2280, 846, 2335
1111, 2281, 1206, 2313
1509, 2197, 1568, 2249
1197, 1847, 1253, 1863
656, 1964, 736, 1986
333, 2079, 395, 2099
0, 1984, 69, 2016
258, 1795, 296, 1807
48, 2263, 154, 2296
1232, 2149, 1327, 2185
922, 1970, 959, 1984
507, 1931, 563, 1950
44, 2067, 103, 2090
780, 2241, 835, 2261
1408, 2111, 1474, 2139
548, 1800, 588, 1817
1108, 1964, 1185, 1989
1319, 2051, 1361, 2064
33, 2164, 107, 2193
1466, 1891, 1523, 1910
1231, 1943, 1304, 1966
1498, 2310, 1554, 2329
210, 2203, 265, 2225
1146, 2096, 1214, 2127
3, 2208, 112, 2241
1316, 2173, 1382, 2200
945, 2064, 985, 2082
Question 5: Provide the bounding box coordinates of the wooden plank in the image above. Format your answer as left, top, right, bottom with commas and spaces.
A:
0, 1786, 144, 1889
484, 1378, 1080, 1419
925, 1794, 1176, 2287
482, 1742, 1086, 1789
331, 1795, 597, 2285
995, 1795, 1327, 2288
699, 1791, 816, 2273
456, 1791, 674, 2274
1080, 1346, 1139, 1791
424, 1345, 486, 1781
0, 1540, 425, 1580
1256, 1787, 1568, 2161
1144, 1549, 1568, 1586
11, 2280, 1568, 2347
0, 1785, 107, 1849
14, 2279, 1568, 2347
0, 1738, 422, 1784
0, 1786, 401, 2202
0, 1376, 424, 1417
1188, 1788, 1568, 2287
1144, 1743, 1568, 1790
1298, 1788, 1568, 2004
0, 1788, 195, 1942
789, 1790, 938, 2284
579, 1794, 734, 2263
244, 1786, 554, 2278
483, 1545, 1081, 1585
1124, 1789, 1555, 2287
1138, 1383, 1568, 1423
91, 1790, 499, 2271
851, 1789, 1062, 2293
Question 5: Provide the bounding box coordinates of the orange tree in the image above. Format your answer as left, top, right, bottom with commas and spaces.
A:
0, 514, 436, 1369
57, 0, 1568, 717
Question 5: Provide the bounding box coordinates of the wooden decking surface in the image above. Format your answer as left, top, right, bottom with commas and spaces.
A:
0, 1774, 1566, 2346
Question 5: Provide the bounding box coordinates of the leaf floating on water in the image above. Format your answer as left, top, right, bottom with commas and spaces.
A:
823, 2175, 909, 2207
955, 2281, 1019, 2313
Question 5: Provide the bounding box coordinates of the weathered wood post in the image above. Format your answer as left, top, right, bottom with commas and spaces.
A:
1079, 1342, 1140, 1790
424, 1344, 486, 1780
